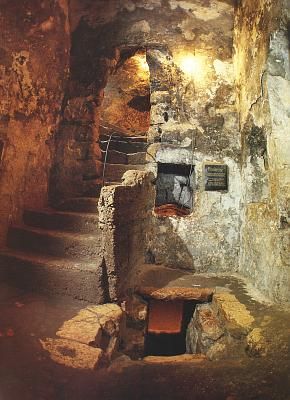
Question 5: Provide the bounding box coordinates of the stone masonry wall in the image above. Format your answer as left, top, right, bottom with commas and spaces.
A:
0, 0, 70, 246
98, 170, 155, 301
234, 0, 290, 303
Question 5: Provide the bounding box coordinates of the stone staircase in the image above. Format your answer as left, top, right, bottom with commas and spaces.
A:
82, 129, 148, 197
0, 128, 148, 303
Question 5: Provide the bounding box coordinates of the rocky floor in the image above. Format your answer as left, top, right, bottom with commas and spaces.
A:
0, 273, 290, 400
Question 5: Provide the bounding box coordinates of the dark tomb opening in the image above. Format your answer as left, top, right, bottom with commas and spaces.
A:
144, 299, 195, 356
155, 163, 194, 217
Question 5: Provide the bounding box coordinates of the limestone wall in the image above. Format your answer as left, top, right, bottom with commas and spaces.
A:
234, 0, 290, 302
0, 0, 70, 246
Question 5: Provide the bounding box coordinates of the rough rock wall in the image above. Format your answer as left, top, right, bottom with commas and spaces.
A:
100, 51, 151, 136
235, 0, 290, 302
65, 0, 241, 273
0, 0, 70, 245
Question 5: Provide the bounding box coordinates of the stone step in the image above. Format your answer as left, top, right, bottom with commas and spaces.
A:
7, 225, 102, 261
0, 248, 105, 303
82, 164, 145, 182
56, 197, 100, 213
82, 180, 121, 197
100, 132, 147, 142
23, 209, 100, 234
99, 137, 148, 154
100, 149, 147, 165
99, 122, 148, 142
103, 163, 145, 181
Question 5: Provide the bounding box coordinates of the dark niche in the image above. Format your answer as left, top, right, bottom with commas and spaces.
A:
127, 94, 151, 112
204, 164, 228, 191
155, 163, 194, 213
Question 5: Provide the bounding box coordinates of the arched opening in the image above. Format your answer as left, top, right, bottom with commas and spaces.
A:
100, 49, 151, 137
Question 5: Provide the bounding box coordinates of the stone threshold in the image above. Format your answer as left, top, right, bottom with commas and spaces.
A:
143, 354, 206, 364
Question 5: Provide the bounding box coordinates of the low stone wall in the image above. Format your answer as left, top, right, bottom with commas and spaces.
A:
186, 292, 255, 360
98, 170, 155, 301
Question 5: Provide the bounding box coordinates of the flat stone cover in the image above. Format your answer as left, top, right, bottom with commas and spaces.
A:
148, 299, 184, 334
137, 286, 214, 302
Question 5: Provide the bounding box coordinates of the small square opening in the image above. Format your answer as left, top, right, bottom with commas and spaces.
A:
144, 299, 196, 356
154, 163, 194, 216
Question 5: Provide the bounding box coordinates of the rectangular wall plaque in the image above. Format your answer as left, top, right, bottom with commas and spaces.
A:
204, 164, 228, 191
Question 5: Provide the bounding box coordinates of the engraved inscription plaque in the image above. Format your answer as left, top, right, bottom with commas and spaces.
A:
204, 164, 228, 191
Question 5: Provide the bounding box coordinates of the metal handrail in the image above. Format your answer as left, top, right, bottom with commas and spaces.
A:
101, 132, 115, 188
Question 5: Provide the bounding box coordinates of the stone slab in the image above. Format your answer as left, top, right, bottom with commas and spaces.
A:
136, 286, 214, 302
143, 354, 206, 364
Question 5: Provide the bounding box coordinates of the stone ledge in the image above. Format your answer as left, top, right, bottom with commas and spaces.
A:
143, 354, 206, 364
136, 286, 214, 302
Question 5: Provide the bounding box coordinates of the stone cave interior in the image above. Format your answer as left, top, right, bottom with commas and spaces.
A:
0, 0, 289, 399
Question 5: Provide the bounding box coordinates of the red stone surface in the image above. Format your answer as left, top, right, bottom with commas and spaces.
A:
147, 299, 184, 334
154, 204, 191, 217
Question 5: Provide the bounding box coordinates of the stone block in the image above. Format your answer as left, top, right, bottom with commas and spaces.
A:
150, 103, 169, 124
150, 91, 170, 105
246, 328, 268, 357
40, 338, 103, 370
212, 292, 254, 330
123, 294, 148, 324
56, 307, 103, 346
121, 327, 145, 359
89, 303, 124, 337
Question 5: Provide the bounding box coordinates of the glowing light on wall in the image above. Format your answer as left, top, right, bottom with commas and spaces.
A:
133, 51, 149, 79
175, 53, 207, 80
136, 53, 149, 72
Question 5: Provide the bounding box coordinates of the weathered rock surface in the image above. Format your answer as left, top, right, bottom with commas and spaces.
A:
186, 303, 225, 354
122, 294, 148, 324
